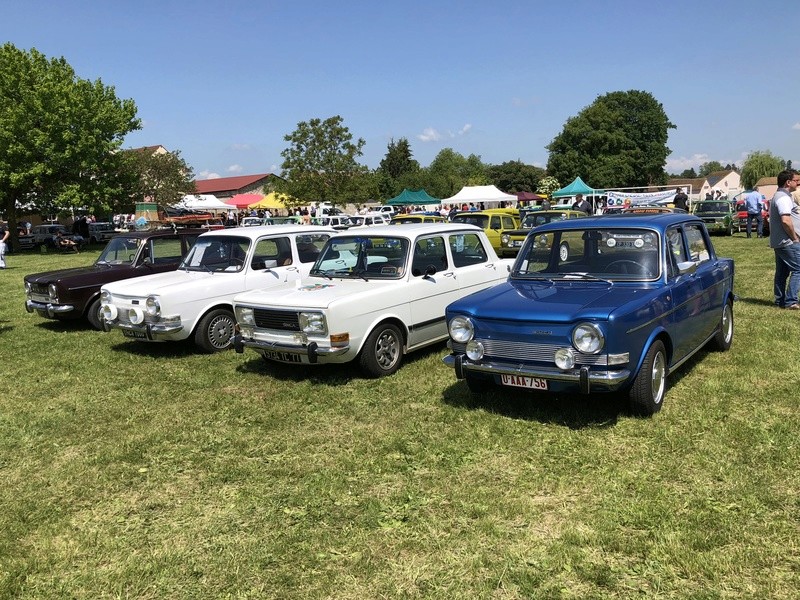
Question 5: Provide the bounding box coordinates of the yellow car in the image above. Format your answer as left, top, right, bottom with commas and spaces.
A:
499, 209, 588, 257
390, 214, 446, 224
450, 209, 519, 252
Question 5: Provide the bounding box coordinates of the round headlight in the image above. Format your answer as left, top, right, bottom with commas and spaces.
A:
128, 307, 145, 325
24, 281, 32, 293
100, 290, 111, 304
449, 316, 474, 343
465, 340, 484, 361
101, 304, 118, 322
555, 348, 575, 370
572, 323, 604, 354
501, 234, 510, 245
144, 296, 160, 317
48, 283, 58, 301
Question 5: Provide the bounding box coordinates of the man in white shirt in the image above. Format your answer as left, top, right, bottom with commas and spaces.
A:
768, 170, 800, 308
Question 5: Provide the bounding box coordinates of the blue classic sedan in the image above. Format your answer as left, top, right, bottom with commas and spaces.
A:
442, 213, 735, 416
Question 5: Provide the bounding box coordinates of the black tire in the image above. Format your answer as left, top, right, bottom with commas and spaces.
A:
86, 297, 104, 331
465, 373, 493, 393
358, 323, 403, 377
709, 300, 733, 351
194, 308, 236, 353
628, 340, 667, 416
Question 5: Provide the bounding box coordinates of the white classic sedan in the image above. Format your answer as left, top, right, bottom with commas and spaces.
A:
99, 225, 334, 352
232, 223, 512, 377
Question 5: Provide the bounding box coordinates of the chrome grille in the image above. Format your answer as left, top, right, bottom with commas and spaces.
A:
454, 339, 609, 366
253, 308, 300, 331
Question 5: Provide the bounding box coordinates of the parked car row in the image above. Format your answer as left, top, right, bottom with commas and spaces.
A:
24, 213, 734, 416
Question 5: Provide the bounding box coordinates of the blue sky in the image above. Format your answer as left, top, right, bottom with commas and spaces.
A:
4, 1, 798, 182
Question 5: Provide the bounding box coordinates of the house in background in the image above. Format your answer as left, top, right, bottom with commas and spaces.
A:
193, 173, 279, 201
754, 176, 777, 200
668, 169, 741, 200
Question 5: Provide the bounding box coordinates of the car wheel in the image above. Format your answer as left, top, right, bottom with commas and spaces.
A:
465, 373, 493, 393
358, 323, 403, 377
559, 242, 570, 262
194, 308, 236, 353
628, 340, 667, 416
709, 300, 733, 351
86, 297, 104, 331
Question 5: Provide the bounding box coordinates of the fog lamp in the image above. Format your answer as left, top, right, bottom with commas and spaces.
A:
128, 307, 145, 325
465, 340, 484, 361
554, 347, 575, 370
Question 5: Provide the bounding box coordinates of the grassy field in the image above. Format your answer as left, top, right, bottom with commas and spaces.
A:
1, 234, 799, 599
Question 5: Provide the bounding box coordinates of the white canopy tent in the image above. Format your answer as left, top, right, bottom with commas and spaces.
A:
176, 194, 232, 212
442, 185, 517, 208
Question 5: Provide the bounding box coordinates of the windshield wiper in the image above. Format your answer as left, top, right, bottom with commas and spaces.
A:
512, 273, 554, 283
561, 272, 613, 284
310, 268, 332, 280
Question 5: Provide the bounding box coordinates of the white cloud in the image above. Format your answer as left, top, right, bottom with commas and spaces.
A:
459, 123, 472, 135
792, 122, 800, 130
198, 170, 221, 180
230, 143, 252, 150
227, 164, 243, 173
666, 154, 709, 173
418, 127, 443, 142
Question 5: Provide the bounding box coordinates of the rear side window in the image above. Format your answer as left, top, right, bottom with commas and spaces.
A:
685, 225, 711, 262
151, 238, 184, 264
450, 233, 488, 267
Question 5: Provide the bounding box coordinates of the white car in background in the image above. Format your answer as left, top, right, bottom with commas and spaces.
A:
100, 225, 334, 352
232, 223, 512, 377
348, 213, 390, 227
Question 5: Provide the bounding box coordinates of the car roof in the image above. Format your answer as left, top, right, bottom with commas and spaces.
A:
533, 212, 703, 233
110, 228, 208, 239
329, 222, 482, 238
197, 224, 335, 240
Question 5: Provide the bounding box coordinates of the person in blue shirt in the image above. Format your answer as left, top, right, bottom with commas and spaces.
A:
744, 188, 764, 238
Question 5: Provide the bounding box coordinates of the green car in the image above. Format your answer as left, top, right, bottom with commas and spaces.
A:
691, 201, 735, 236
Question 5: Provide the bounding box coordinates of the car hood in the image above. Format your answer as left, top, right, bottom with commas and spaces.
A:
448, 280, 657, 322
235, 276, 397, 310
25, 264, 136, 286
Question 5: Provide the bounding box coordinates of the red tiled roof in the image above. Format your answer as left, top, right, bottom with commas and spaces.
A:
194, 174, 274, 195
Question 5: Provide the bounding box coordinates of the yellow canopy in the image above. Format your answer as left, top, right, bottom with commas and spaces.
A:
248, 192, 290, 210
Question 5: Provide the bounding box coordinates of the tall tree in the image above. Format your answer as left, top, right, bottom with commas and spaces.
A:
277, 115, 367, 210
487, 160, 545, 193
679, 168, 698, 178
740, 150, 785, 190
546, 90, 675, 188
377, 137, 419, 199
698, 161, 724, 177
0, 43, 140, 248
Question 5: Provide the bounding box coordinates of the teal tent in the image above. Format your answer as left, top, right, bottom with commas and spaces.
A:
386, 188, 440, 206
551, 177, 597, 198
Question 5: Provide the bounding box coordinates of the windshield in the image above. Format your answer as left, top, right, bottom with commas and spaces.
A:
180, 236, 250, 272
514, 227, 661, 282
451, 214, 488, 229
96, 237, 142, 265
311, 236, 409, 279
695, 202, 730, 213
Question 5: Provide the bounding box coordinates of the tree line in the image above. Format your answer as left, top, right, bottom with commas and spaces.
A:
1, 43, 791, 247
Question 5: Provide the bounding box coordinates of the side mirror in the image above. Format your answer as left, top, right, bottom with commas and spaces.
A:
677, 260, 698, 275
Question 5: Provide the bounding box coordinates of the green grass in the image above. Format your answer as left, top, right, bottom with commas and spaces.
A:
1, 235, 799, 599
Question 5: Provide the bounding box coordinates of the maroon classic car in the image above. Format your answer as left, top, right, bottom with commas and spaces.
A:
25, 228, 204, 329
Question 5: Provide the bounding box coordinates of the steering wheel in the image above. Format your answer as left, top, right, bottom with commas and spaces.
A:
606, 259, 651, 276
229, 257, 244, 267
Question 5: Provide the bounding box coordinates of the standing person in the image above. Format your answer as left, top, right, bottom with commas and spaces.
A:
572, 193, 590, 215
0, 221, 9, 269
744, 188, 764, 238
768, 169, 800, 309
541, 197, 551, 210
673, 187, 688, 211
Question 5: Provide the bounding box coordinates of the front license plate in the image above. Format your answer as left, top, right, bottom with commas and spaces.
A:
500, 374, 548, 390
122, 329, 148, 339
263, 350, 301, 363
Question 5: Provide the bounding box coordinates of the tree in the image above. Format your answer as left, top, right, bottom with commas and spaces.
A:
740, 150, 785, 190
537, 176, 561, 196
122, 148, 196, 210
0, 43, 140, 248
277, 115, 368, 210
698, 161, 724, 177
546, 90, 675, 189
376, 137, 419, 199
678, 168, 697, 178
487, 160, 545, 193
422, 149, 487, 198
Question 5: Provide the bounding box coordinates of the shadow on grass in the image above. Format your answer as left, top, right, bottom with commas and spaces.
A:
735, 295, 777, 308
109, 338, 198, 359
442, 381, 625, 429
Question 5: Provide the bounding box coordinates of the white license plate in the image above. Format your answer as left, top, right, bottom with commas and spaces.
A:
500, 374, 548, 390
263, 350, 301, 363
122, 329, 148, 339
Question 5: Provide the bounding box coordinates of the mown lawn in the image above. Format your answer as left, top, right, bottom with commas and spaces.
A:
1, 234, 798, 599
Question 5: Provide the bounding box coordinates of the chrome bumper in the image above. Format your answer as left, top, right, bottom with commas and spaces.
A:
102, 319, 183, 337
233, 334, 349, 363
25, 299, 75, 317
442, 354, 631, 394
